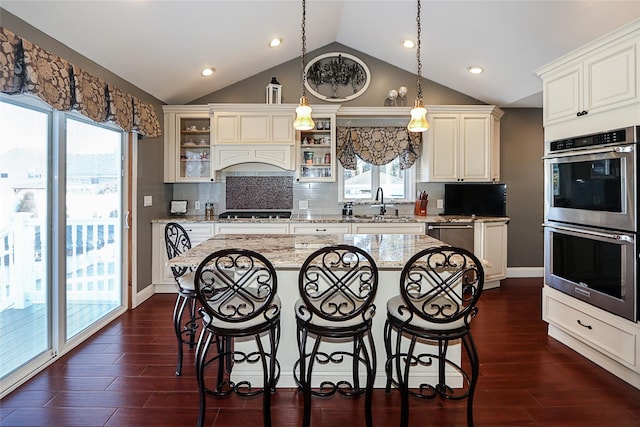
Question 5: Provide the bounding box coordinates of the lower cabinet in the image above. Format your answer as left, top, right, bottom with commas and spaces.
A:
473, 220, 507, 288
543, 286, 640, 386
151, 222, 215, 287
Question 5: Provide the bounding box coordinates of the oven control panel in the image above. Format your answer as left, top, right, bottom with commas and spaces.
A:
548, 126, 638, 153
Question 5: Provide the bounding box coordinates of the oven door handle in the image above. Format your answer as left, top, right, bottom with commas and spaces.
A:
543, 223, 634, 242
543, 145, 634, 159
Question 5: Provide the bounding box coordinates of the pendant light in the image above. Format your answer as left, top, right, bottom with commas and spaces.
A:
407, 0, 430, 133
293, 0, 315, 131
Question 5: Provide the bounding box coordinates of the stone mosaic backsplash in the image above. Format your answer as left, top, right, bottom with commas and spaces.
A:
226, 176, 293, 210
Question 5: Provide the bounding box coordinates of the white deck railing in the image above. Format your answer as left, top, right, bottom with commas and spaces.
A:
0, 214, 120, 311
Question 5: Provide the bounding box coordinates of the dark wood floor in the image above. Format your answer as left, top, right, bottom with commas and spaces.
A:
2, 278, 640, 426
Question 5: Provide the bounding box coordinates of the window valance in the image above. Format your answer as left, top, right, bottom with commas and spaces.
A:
336, 126, 421, 170
0, 27, 161, 138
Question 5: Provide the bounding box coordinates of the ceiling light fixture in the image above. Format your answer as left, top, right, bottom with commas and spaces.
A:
467, 65, 484, 74
407, 0, 429, 133
402, 39, 415, 49
201, 67, 215, 77
269, 38, 282, 48
293, 0, 314, 131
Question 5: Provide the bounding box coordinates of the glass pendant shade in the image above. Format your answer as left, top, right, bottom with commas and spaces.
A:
407, 98, 429, 132
293, 96, 315, 131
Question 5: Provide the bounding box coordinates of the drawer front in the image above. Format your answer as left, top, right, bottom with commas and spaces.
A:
351, 223, 425, 234
544, 290, 637, 367
214, 223, 290, 235
180, 223, 215, 244
290, 223, 351, 235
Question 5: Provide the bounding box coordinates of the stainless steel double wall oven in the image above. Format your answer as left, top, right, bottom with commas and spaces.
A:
543, 126, 640, 321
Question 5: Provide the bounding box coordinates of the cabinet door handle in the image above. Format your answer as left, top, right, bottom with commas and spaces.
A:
316, 228, 327, 232
577, 319, 593, 330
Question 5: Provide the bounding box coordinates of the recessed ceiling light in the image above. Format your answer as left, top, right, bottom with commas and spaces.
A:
467, 65, 484, 74
402, 39, 415, 49
201, 67, 215, 77
269, 38, 282, 48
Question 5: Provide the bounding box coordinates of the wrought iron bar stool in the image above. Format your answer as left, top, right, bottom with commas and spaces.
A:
164, 222, 199, 376
194, 248, 281, 427
294, 244, 379, 427
384, 246, 485, 427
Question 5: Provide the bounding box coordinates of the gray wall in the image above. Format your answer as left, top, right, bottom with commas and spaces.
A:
191, 42, 483, 107
1, 9, 168, 293
500, 108, 544, 267
192, 42, 545, 270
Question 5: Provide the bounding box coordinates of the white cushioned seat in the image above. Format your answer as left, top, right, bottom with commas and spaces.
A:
202, 295, 281, 331
294, 297, 372, 328
176, 270, 196, 291
386, 295, 468, 331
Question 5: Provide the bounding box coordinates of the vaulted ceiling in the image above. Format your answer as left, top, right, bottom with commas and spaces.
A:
2, 1, 639, 107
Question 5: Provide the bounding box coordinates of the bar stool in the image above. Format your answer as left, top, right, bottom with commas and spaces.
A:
164, 222, 199, 376
294, 244, 379, 427
194, 248, 281, 427
384, 246, 485, 427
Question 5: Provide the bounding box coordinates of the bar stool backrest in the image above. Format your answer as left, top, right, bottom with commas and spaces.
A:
400, 246, 484, 326
298, 244, 378, 323
164, 222, 192, 280
195, 248, 279, 324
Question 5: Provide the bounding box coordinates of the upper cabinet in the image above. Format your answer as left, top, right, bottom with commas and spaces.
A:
536, 20, 640, 141
296, 105, 340, 182
163, 105, 214, 183
209, 104, 296, 170
418, 105, 503, 182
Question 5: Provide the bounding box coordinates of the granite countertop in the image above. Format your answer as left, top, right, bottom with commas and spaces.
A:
153, 214, 509, 224
167, 233, 446, 269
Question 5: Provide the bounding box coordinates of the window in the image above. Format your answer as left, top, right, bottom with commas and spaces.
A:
339, 156, 415, 202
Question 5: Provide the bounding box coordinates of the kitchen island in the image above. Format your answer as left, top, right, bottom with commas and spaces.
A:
152, 214, 508, 291
168, 233, 463, 388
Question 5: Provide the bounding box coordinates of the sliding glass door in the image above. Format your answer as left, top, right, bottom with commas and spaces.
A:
0, 97, 127, 396
65, 118, 123, 339
0, 100, 51, 379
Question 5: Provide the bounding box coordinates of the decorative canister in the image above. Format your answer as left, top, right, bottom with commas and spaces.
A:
304, 151, 314, 165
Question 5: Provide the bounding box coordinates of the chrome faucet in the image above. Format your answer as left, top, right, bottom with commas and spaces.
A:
375, 187, 386, 215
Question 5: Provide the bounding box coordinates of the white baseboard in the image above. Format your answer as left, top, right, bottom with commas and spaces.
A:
155, 283, 178, 294
506, 267, 543, 278
133, 284, 156, 308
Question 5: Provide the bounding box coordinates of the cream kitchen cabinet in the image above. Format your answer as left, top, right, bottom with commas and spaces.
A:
418, 105, 503, 183
290, 223, 351, 235
350, 222, 425, 234
213, 222, 290, 235
151, 222, 215, 289
543, 285, 640, 387
163, 105, 215, 183
474, 220, 507, 289
296, 105, 340, 182
536, 20, 640, 140
209, 104, 296, 170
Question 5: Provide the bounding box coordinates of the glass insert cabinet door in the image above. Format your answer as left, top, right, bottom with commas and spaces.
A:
178, 115, 211, 181
298, 116, 335, 182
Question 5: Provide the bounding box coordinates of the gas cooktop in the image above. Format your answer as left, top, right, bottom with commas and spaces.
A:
218, 211, 292, 219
